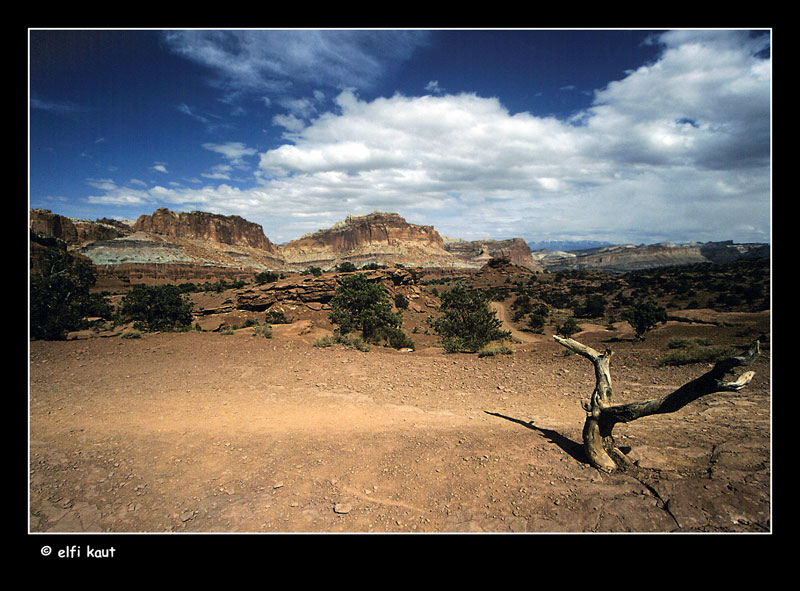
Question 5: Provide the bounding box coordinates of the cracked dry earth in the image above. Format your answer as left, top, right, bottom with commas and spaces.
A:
29, 311, 771, 535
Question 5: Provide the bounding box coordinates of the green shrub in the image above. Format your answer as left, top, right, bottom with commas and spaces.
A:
527, 312, 548, 333
314, 331, 371, 351
377, 326, 415, 350
477, 344, 514, 358
264, 309, 290, 324
252, 323, 273, 339
254, 271, 281, 284
335, 261, 357, 273
577, 294, 607, 318
624, 299, 668, 340
430, 283, 510, 353
30, 247, 112, 340
116, 284, 194, 332
394, 293, 410, 310
556, 317, 580, 338
328, 273, 401, 342
658, 343, 737, 366
361, 262, 386, 270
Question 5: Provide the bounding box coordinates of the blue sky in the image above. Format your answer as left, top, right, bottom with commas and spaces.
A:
29, 28, 771, 246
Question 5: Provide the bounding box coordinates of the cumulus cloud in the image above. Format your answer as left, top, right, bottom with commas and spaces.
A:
90, 30, 770, 245
246, 30, 770, 243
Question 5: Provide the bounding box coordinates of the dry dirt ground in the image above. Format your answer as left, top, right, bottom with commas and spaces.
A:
29, 308, 771, 538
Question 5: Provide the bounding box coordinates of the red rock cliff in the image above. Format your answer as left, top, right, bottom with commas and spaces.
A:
284, 212, 445, 253
133, 208, 278, 252
30, 209, 132, 245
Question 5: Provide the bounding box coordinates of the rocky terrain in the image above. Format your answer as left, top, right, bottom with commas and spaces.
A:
29, 298, 771, 538
444, 236, 541, 270
281, 211, 471, 269
29, 232, 772, 539
31, 208, 768, 291
27, 208, 539, 283
133, 207, 280, 253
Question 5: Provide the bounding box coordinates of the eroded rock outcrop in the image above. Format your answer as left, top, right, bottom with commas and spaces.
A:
133, 208, 279, 252
444, 237, 542, 271
534, 241, 770, 273
281, 211, 466, 268
30, 209, 132, 245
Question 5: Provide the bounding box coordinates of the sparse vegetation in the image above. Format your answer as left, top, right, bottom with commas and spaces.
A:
116, 284, 194, 332
252, 323, 273, 339
328, 273, 411, 349
623, 299, 668, 340
430, 283, 511, 353
30, 245, 112, 340
477, 343, 514, 357
29, 241, 771, 533
254, 271, 282, 285
314, 331, 371, 352
658, 339, 737, 366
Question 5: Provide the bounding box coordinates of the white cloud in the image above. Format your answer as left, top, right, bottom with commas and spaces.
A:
425, 80, 443, 94
90, 30, 770, 245
202, 142, 257, 166
85, 178, 118, 191
151, 163, 168, 174
162, 30, 430, 95
272, 113, 306, 133
201, 164, 233, 180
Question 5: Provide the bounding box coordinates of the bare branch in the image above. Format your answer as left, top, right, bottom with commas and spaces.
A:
551, 336, 761, 473
599, 340, 760, 426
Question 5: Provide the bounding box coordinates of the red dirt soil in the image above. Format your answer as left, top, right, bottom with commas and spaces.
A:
29, 309, 770, 535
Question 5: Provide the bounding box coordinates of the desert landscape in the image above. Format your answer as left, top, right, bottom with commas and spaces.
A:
29, 309, 770, 535
28, 209, 771, 537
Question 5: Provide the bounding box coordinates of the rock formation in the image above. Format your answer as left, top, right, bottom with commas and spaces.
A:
30, 207, 768, 287
133, 208, 278, 252
281, 211, 465, 269
30, 209, 132, 245
533, 241, 770, 273
444, 237, 542, 271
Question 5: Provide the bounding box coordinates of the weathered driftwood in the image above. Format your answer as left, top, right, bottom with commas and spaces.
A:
552, 335, 760, 473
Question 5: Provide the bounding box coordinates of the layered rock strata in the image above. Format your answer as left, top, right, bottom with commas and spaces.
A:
534, 241, 770, 273
30, 209, 132, 245
443, 237, 542, 271
281, 212, 465, 268
133, 208, 279, 252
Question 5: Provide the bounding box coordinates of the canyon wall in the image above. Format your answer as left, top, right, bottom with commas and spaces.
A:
133, 208, 279, 253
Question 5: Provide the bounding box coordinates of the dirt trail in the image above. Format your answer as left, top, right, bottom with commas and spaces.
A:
490, 302, 538, 344
29, 312, 771, 535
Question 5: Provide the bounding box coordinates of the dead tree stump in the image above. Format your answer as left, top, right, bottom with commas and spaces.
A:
553, 335, 760, 473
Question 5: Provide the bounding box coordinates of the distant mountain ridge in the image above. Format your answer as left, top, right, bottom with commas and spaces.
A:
532, 241, 769, 273
527, 239, 615, 252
